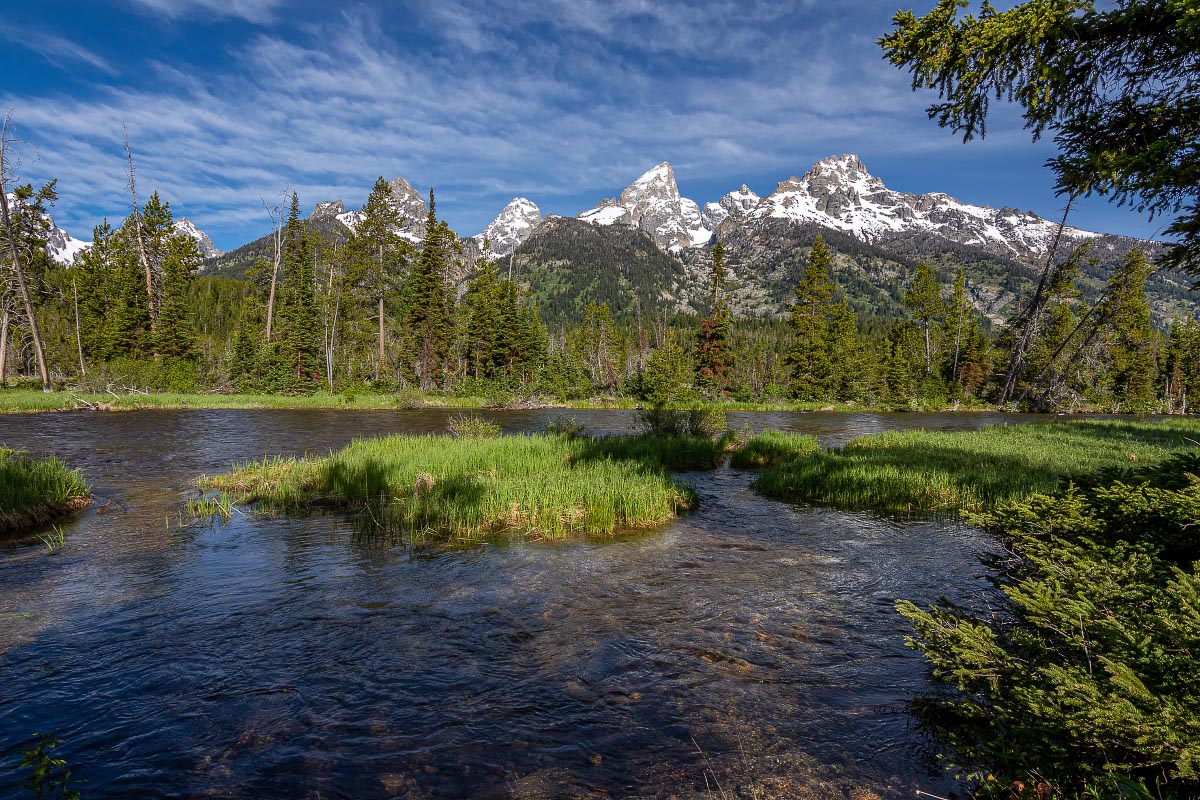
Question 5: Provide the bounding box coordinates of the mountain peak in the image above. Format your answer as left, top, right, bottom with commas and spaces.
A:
474, 197, 543, 257
578, 161, 710, 251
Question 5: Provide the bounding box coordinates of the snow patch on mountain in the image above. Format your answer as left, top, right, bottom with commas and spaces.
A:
578, 162, 715, 253
310, 178, 428, 243
751, 154, 1099, 257
175, 217, 223, 258
474, 197, 542, 257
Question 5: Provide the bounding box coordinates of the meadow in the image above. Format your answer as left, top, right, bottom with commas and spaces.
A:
754, 418, 1200, 513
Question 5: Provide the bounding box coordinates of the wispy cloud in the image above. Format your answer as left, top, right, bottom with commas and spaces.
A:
1, 0, 1111, 247
125, 0, 282, 24
0, 23, 117, 76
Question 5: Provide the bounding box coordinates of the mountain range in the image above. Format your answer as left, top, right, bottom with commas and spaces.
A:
38, 155, 1197, 326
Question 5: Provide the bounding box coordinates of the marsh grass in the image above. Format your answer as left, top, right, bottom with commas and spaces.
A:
447, 414, 501, 438
579, 433, 735, 471
0, 449, 91, 535
729, 431, 820, 469
755, 419, 1200, 513
36, 526, 66, 552
202, 433, 699, 544
184, 492, 235, 525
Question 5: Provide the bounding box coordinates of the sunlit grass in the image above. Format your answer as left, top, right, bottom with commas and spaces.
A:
755, 419, 1200, 514
729, 431, 820, 469
201, 433, 700, 544
0, 449, 91, 535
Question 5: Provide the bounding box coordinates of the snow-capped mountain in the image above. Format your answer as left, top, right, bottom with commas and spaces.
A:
473, 198, 542, 257
577, 162, 713, 253
744, 154, 1099, 259
175, 217, 223, 258
310, 177, 429, 244
39, 214, 219, 265
573, 154, 1115, 266
45, 219, 91, 265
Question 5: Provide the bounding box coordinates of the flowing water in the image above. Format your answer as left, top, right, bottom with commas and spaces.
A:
0, 410, 1054, 799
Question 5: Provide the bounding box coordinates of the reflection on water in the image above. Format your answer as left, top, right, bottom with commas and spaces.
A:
0, 409, 1025, 798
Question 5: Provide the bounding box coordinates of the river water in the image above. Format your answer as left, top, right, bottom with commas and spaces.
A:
0, 410, 1051, 799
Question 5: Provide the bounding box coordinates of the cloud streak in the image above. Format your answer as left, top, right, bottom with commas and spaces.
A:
0, 0, 1149, 248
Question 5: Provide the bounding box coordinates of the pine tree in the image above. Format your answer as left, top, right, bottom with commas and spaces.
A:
941, 267, 972, 393
640, 332, 693, 405
902, 261, 944, 373
1100, 248, 1156, 411
827, 297, 863, 402
786, 235, 836, 401
405, 190, 456, 389
695, 241, 734, 396
272, 193, 322, 393
346, 177, 409, 383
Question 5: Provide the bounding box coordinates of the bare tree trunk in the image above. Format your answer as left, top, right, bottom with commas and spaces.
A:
997, 197, 1075, 406
0, 306, 8, 388
377, 294, 385, 382
263, 191, 284, 341
0, 117, 51, 392
124, 127, 157, 333
73, 278, 86, 375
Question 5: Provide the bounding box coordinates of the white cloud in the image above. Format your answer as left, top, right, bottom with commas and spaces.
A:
2, 1, 1114, 248
0, 24, 117, 76
126, 0, 282, 24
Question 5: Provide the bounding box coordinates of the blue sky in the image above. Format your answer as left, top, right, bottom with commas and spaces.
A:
0, 0, 1167, 250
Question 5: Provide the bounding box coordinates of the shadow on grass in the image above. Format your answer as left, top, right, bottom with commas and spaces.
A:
756, 420, 1200, 514
572, 434, 727, 472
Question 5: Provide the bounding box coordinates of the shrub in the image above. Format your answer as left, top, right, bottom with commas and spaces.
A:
446, 414, 501, 438
898, 452, 1200, 799
638, 405, 728, 440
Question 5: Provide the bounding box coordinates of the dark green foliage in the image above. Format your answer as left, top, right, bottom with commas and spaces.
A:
1162, 316, 1200, 413
406, 191, 456, 389
695, 241, 735, 395
786, 235, 836, 400
638, 334, 693, 405
898, 452, 1200, 799
579, 432, 729, 471
510, 217, 686, 323
344, 176, 411, 383
636, 405, 728, 441
272, 194, 323, 393
903, 261, 944, 372
880, 0, 1200, 274
1100, 248, 1157, 410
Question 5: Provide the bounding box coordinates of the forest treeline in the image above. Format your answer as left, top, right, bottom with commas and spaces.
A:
2, 174, 1198, 412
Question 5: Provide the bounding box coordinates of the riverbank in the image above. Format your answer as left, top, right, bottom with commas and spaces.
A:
0, 449, 91, 536
201, 432, 709, 543
754, 418, 1200, 514
0, 388, 994, 414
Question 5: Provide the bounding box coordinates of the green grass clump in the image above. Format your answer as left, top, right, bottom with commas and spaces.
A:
579, 433, 733, 471
755, 419, 1200, 514
0, 449, 91, 535
202, 433, 698, 543
446, 414, 501, 438
729, 431, 820, 469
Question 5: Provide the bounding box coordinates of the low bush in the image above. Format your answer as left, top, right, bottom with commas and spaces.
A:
899, 451, 1200, 799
